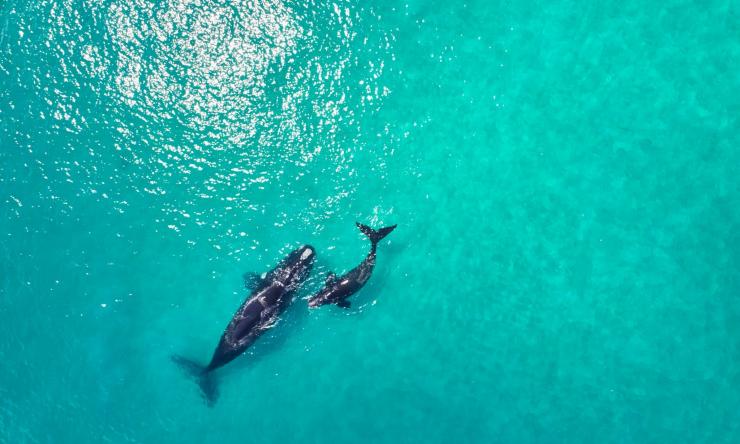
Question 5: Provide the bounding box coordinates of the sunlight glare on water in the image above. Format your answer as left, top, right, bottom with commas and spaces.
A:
6, 0, 396, 259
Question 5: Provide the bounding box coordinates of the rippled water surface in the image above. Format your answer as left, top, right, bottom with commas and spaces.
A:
2, 1, 739, 443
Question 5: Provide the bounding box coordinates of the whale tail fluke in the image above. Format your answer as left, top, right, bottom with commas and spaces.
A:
171, 355, 219, 407
357, 222, 397, 246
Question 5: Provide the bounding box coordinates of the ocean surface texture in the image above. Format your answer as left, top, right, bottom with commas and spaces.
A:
1, 0, 739, 443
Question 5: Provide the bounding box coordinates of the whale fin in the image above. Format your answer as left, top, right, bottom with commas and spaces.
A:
171, 355, 220, 407
243, 272, 265, 290
356, 222, 397, 245
337, 300, 351, 309
325, 272, 336, 285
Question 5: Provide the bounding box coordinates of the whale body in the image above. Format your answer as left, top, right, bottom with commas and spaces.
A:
308, 223, 396, 309
174, 245, 315, 405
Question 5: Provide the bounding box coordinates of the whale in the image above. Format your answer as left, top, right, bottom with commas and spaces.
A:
173, 245, 315, 405
308, 223, 396, 309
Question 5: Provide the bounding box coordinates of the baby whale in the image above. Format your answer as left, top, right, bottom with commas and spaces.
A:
308, 223, 396, 309
173, 245, 315, 405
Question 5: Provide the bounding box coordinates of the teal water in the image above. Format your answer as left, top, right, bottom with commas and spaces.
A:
1, 0, 739, 442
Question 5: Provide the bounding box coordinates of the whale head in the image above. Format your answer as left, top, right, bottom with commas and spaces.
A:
279, 244, 315, 289
307, 285, 334, 308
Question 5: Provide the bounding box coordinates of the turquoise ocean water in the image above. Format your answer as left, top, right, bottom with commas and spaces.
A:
1, 0, 739, 442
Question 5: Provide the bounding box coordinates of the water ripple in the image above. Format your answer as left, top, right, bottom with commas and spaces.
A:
3, 0, 397, 254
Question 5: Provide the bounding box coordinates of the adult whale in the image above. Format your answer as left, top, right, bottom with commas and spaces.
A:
173, 245, 315, 405
308, 223, 396, 309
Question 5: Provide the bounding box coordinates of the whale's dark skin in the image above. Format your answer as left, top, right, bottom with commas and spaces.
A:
308, 223, 396, 309
173, 245, 315, 405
